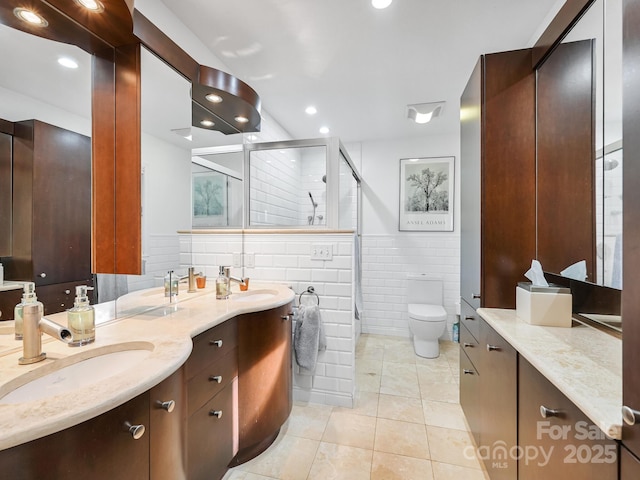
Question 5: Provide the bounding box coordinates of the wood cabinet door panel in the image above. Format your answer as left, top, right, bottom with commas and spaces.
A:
621, 445, 640, 480
0, 131, 11, 257
0, 288, 23, 321
460, 347, 481, 446
460, 299, 480, 343
188, 347, 238, 415
187, 319, 237, 380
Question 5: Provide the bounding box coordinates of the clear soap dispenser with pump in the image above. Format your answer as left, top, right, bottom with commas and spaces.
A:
216, 266, 230, 299
14, 282, 42, 340
67, 285, 95, 346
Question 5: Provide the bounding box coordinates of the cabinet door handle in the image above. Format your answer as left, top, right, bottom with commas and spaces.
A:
281, 315, 291, 321
463, 369, 475, 375
486, 344, 500, 352
209, 410, 223, 418
124, 422, 146, 439
464, 316, 475, 321
64, 289, 71, 295
209, 375, 223, 384
472, 293, 481, 299
39, 273, 46, 278
463, 343, 473, 348
209, 339, 223, 347
622, 406, 640, 425
157, 400, 175, 413
540, 405, 561, 418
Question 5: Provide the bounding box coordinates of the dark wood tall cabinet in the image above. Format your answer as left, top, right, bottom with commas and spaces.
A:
460, 49, 536, 313
0, 129, 11, 257
3, 120, 93, 314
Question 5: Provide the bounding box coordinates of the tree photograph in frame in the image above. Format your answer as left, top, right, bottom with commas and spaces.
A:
192, 171, 228, 227
399, 156, 454, 231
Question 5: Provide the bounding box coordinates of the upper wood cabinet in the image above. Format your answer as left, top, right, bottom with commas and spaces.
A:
0, 129, 11, 257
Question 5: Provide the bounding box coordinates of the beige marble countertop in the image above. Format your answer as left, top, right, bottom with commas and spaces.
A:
0, 282, 294, 451
478, 308, 622, 439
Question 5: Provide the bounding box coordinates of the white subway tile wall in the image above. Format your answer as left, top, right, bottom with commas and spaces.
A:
127, 234, 182, 292
180, 232, 357, 408
361, 233, 461, 339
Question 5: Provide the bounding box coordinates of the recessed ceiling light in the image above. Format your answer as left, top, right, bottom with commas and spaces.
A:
305, 106, 317, 115
200, 120, 215, 127
13, 8, 48, 26
235, 116, 249, 124
407, 102, 445, 124
205, 93, 223, 104
74, 0, 104, 12
58, 57, 79, 69
319, 126, 330, 134
372, 0, 393, 9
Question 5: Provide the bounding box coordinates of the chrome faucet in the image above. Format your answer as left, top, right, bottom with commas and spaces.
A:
19, 304, 73, 365
223, 266, 246, 287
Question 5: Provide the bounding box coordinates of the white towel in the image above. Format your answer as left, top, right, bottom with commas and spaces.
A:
293, 304, 326, 374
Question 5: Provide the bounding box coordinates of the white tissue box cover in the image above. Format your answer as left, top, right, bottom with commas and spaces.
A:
516, 286, 572, 327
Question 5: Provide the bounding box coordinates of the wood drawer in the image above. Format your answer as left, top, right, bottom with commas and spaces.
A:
188, 347, 238, 415
36, 279, 95, 316
187, 320, 237, 380
621, 445, 640, 480
460, 321, 481, 372
460, 299, 480, 343
460, 347, 481, 445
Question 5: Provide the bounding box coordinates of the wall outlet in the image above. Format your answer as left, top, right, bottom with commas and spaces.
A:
245, 253, 255, 268
233, 253, 242, 267
311, 244, 333, 260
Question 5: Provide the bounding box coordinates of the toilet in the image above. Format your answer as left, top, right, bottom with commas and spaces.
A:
407, 274, 447, 358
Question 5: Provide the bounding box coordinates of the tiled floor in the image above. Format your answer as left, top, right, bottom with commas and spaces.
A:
223, 334, 489, 480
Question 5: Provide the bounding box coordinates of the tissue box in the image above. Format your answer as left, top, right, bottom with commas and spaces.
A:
516, 283, 572, 327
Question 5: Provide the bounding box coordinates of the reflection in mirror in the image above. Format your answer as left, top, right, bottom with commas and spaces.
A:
247, 144, 327, 227
338, 151, 359, 231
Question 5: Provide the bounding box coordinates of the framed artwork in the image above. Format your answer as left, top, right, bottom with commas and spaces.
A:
399, 156, 454, 231
192, 171, 228, 227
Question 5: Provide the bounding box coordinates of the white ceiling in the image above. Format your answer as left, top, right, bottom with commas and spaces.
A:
160, 0, 561, 144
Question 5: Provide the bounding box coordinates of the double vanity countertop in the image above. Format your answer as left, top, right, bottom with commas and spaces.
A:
478, 308, 623, 439
0, 283, 295, 451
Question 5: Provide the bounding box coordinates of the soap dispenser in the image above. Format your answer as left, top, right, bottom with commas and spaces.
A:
67, 285, 95, 346
216, 266, 230, 299
14, 282, 42, 340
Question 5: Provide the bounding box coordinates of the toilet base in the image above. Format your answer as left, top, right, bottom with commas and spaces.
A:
412, 336, 439, 358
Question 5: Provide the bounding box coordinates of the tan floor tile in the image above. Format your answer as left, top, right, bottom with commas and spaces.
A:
356, 356, 383, 375
377, 394, 425, 424
374, 418, 430, 459
415, 354, 451, 369
382, 361, 417, 377
419, 381, 459, 404
242, 435, 319, 480
422, 400, 467, 430
427, 426, 481, 470
334, 390, 379, 417
416, 364, 456, 384
384, 342, 418, 363
380, 374, 421, 398
357, 372, 381, 393
322, 411, 377, 449
282, 403, 333, 440
371, 451, 434, 480
432, 461, 488, 480
307, 442, 373, 480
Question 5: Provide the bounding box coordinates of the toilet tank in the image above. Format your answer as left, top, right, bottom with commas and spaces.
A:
407, 274, 443, 305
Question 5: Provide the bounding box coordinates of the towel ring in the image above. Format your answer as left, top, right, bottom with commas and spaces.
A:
299, 286, 320, 306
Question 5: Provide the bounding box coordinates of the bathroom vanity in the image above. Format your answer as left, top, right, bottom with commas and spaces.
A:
0, 283, 294, 480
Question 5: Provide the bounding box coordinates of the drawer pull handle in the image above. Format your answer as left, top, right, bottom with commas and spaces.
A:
40, 273, 46, 278
209, 375, 223, 384
622, 406, 640, 425
465, 316, 475, 321
472, 293, 481, 299
124, 422, 146, 440
157, 400, 175, 413
210, 410, 223, 419
210, 339, 223, 347
486, 344, 500, 352
65, 289, 71, 295
463, 369, 475, 375
540, 406, 561, 418
281, 315, 291, 321
463, 343, 473, 348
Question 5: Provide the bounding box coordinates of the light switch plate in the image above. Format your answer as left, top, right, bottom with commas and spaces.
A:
311, 244, 333, 260
233, 253, 242, 267
245, 253, 255, 268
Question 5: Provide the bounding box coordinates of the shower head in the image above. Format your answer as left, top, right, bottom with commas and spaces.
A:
308, 192, 318, 208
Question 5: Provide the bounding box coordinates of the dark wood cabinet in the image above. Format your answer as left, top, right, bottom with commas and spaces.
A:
4, 120, 92, 306
460, 50, 536, 311
0, 288, 22, 321
0, 130, 11, 257
0, 392, 150, 480
518, 357, 617, 480
150, 368, 187, 480
233, 302, 293, 465
621, 445, 640, 480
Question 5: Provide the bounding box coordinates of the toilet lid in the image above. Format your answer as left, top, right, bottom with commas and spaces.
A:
408, 304, 447, 321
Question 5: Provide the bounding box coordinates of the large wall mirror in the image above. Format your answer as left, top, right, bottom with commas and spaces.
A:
536, 0, 622, 329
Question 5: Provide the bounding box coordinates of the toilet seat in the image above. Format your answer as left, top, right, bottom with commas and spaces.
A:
408, 304, 447, 322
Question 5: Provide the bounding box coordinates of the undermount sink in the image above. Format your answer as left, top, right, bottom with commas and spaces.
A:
230, 289, 278, 302
0, 342, 154, 404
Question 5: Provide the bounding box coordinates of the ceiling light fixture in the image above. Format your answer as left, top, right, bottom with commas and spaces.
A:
205, 93, 223, 104
58, 57, 79, 69
305, 106, 317, 115
372, 0, 393, 9
74, 0, 104, 12
319, 126, 330, 134
407, 102, 445, 124
235, 115, 249, 123
200, 120, 215, 127
13, 8, 48, 26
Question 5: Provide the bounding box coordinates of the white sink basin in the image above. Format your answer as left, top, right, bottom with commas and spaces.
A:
231, 290, 278, 302
0, 342, 154, 404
